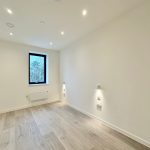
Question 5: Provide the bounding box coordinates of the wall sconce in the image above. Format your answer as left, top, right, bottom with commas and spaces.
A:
96, 85, 102, 101
62, 82, 66, 97
95, 84, 104, 111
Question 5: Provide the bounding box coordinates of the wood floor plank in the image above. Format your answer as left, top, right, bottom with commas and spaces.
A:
15, 109, 49, 150
0, 102, 149, 150
45, 106, 93, 150
0, 129, 10, 150
47, 105, 99, 149
49, 103, 150, 150
44, 132, 66, 150
31, 105, 89, 150
50, 105, 119, 150
0, 114, 6, 132
57, 105, 145, 150
0, 111, 15, 150
3, 112, 15, 130
0, 128, 15, 150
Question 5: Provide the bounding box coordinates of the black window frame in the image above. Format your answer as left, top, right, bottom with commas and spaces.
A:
29, 53, 47, 85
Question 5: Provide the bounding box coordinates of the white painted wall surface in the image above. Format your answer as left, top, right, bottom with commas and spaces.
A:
0, 40, 60, 113
60, 1, 150, 146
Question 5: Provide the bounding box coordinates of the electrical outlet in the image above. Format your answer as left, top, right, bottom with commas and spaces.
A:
96, 104, 102, 111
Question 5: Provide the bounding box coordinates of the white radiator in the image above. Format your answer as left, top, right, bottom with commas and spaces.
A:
27, 91, 49, 102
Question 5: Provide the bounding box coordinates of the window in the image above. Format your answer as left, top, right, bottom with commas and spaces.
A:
29, 53, 47, 84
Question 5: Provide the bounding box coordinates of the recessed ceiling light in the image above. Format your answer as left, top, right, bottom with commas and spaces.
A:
82, 9, 87, 16
9, 32, 13, 36
61, 31, 64, 35
6, 8, 13, 14
49, 42, 53, 46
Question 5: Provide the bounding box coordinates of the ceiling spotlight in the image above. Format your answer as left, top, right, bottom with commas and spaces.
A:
49, 42, 53, 46
6, 8, 13, 14
61, 31, 64, 35
9, 32, 13, 36
82, 9, 87, 16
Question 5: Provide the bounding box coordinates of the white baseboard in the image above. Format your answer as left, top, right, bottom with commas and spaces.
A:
67, 103, 150, 148
0, 100, 60, 114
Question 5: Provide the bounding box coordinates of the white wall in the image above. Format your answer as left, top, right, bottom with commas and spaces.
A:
60, 1, 150, 147
0, 40, 60, 113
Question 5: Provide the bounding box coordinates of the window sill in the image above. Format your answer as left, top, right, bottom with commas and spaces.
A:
29, 83, 49, 87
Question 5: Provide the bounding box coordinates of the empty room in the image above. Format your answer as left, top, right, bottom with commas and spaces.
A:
0, 0, 150, 149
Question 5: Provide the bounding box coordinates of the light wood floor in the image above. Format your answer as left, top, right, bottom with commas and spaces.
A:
0, 102, 149, 150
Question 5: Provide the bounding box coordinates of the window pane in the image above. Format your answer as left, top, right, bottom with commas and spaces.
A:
29, 53, 46, 84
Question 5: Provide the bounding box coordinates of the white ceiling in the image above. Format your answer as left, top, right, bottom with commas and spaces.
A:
0, 0, 146, 50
